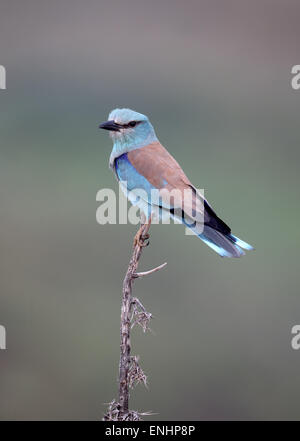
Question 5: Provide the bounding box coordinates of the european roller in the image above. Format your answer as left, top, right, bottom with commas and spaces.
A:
99, 108, 253, 258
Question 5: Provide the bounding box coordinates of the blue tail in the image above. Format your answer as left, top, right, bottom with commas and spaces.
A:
183, 219, 253, 258
173, 196, 253, 258
199, 228, 253, 258
228, 234, 254, 251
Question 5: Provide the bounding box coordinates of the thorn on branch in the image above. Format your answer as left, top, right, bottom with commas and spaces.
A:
128, 355, 148, 389
103, 399, 153, 421
131, 297, 153, 333
133, 262, 167, 278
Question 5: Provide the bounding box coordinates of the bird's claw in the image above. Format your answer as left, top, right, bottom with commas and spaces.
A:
133, 230, 150, 248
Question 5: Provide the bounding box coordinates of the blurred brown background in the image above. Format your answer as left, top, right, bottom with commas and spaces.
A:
0, 0, 300, 420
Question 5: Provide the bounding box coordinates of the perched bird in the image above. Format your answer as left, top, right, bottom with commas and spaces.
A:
99, 108, 253, 257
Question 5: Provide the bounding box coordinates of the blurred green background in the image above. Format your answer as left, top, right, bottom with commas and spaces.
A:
1, 0, 300, 420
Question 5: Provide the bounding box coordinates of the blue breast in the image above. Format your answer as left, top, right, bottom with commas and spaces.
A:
115, 153, 155, 194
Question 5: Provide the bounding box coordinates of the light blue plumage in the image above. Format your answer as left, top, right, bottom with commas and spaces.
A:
99, 108, 253, 258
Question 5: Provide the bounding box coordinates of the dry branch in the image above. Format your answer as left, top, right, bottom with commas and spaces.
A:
103, 221, 167, 421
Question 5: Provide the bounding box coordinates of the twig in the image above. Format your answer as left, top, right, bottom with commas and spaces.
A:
104, 221, 167, 420
131, 297, 153, 333
133, 262, 167, 278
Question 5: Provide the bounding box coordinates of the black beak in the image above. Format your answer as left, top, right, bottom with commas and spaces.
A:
99, 120, 122, 132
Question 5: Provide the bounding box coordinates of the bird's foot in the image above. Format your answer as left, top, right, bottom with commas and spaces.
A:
133, 226, 150, 248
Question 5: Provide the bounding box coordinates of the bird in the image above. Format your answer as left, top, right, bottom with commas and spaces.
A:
99, 108, 253, 258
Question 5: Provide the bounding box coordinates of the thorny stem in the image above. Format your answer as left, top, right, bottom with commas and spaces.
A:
118, 222, 151, 416
104, 220, 167, 420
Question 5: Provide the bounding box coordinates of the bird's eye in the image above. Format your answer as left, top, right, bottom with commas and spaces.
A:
128, 121, 137, 127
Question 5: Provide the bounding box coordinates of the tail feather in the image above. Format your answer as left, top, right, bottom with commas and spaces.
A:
171, 208, 253, 258
181, 217, 251, 258
227, 234, 254, 251
199, 226, 245, 258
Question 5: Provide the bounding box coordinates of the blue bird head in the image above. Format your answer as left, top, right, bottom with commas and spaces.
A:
99, 108, 158, 153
